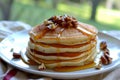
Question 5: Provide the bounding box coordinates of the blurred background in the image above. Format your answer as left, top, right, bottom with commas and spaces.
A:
0, 0, 120, 30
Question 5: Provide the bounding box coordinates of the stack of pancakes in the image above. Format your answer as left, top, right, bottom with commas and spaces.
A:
27, 15, 98, 72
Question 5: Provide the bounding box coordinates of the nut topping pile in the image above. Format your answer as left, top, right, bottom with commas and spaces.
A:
100, 41, 112, 65
95, 41, 112, 70
44, 15, 78, 29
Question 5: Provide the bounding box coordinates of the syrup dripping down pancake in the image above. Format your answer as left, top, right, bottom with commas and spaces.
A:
27, 15, 98, 72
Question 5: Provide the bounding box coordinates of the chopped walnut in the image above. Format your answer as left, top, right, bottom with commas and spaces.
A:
95, 61, 102, 70
38, 63, 46, 70
99, 41, 112, 65
101, 55, 109, 65
103, 48, 110, 55
47, 24, 57, 30
104, 53, 112, 64
100, 54, 112, 65
13, 52, 21, 58
100, 43, 112, 65
100, 41, 107, 50
44, 20, 53, 26
47, 15, 78, 28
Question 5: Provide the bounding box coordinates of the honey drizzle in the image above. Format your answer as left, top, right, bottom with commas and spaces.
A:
30, 38, 96, 48
56, 28, 65, 61
34, 27, 49, 40
76, 22, 97, 40
54, 62, 96, 72
77, 26, 92, 36
56, 27, 65, 53
30, 45, 94, 57
56, 28, 65, 43
79, 22, 97, 34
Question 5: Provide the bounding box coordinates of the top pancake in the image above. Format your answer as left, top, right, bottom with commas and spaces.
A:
29, 15, 98, 45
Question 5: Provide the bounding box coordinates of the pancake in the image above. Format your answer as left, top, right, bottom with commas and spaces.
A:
28, 38, 96, 53
30, 23, 97, 45
26, 15, 98, 72
26, 47, 97, 68
27, 46, 96, 60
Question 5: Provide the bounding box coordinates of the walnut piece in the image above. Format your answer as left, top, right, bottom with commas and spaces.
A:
101, 55, 109, 65
103, 48, 110, 55
44, 20, 53, 25
104, 53, 112, 64
13, 52, 21, 58
47, 24, 57, 30
100, 48, 112, 65
95, 61, 102, 70
100, 41, 107, 50
38, 63, 46, 70
99, 41, 112, 65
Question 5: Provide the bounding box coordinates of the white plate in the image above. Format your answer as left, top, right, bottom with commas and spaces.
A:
0, 30, 120, 79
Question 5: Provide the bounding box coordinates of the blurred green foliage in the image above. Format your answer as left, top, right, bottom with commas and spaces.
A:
1, 0, 120, 31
